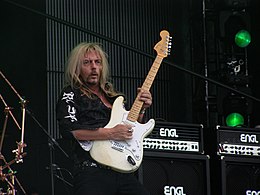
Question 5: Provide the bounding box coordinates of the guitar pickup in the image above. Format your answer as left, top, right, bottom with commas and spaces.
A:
111, 141, 126, 152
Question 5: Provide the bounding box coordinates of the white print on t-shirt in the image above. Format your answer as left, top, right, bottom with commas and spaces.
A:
62, 92, 75, 103
62, 92, 77, 122
64, 105, 77, 122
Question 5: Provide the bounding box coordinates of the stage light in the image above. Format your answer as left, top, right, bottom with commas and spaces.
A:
235, 30, 251, 47
225, 112, 244, 127
222, 93, 250, 127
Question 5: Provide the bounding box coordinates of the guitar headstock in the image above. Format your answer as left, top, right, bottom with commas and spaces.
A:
154, 30, 172, 58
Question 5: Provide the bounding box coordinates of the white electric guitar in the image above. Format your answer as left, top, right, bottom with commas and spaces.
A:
80, 30, 171, 173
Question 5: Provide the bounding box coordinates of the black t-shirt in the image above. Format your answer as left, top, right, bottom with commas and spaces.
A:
56, 85, 121, 164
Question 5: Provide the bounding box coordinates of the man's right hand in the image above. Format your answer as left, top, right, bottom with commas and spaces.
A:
107, 124, 133, 140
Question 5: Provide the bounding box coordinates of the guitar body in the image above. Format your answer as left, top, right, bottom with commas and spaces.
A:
89, 96, 155, 173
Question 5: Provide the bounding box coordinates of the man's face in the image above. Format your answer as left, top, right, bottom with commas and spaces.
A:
80, 50, 102, 87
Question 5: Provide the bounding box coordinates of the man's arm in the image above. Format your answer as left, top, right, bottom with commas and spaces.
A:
72, 123, 133, 141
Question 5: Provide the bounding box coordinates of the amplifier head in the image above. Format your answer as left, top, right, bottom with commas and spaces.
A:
144, 121, 204, 154
216, 125, 260, 156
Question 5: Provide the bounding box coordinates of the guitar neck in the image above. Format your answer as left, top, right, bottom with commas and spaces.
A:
127, 55, 163, 122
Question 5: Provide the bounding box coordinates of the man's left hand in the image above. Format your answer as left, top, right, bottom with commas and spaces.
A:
138, 88, 152, 109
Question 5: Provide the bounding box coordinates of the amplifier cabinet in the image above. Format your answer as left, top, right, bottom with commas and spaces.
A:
221, 156, 260, 195
144, 121, 204, 154
138, 151, 211, 195
216, 125, 260, 157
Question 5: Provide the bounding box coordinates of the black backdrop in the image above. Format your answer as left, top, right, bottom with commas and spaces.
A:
0, 0, 260, 194
0, 0, 49, 193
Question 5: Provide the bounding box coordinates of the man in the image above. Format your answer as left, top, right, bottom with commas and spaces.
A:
56, 42, 152, 195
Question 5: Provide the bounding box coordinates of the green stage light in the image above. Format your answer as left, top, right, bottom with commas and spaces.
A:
235, 30, 251, 48
226, 112, 244, 127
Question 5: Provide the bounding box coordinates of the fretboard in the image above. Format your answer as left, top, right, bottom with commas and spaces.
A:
127, 56, 163, 122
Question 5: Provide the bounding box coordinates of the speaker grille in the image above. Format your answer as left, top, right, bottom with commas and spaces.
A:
139, 152, 210, 195
221, 156, 260, 195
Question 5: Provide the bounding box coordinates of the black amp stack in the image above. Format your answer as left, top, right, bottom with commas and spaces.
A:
143, 121, 204, 153
215, 125, 260, 195
141, 122, 260, 195
140, 121, 210, 195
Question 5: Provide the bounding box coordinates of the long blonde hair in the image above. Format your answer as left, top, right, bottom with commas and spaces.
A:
65, 42, 120, 97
